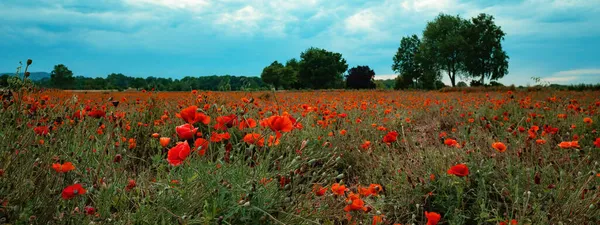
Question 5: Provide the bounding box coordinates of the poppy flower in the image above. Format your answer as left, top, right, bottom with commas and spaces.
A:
444, 138, 459, 147
492, 142, 507, 152
383, 131, 398, 143
151, 133, 160, 138
424, 211, 441, 225
176, 124, 198, 140
331, 183, 348, 196
343, 195, 368, 212
242, 133, 265, 147
87, 109, 106, 118
159, 137, 171, 147
167, 142, 191, 166
583, 117, 593, 124
361, 140, 371, 150
359, 184, 383, 197
214, 114, 238, 130
558, 141, 580, 149
34, 126, 50, 136
499, 219, 518, 225
52, 162, 75, 173
210, 132, 231, 142
265, 115, 294, 134
84, 206, 96, 215
238, 118, 257, 130
194, 138, 209, 156
372, 215, 384, 225
125, 179, 136, 191
447, 164, 469, 177
179, 106, 210, 125
594, 137, 600, 148
62, 183, 86, 200
313, 184, 327, 196
536, 139, 546, 145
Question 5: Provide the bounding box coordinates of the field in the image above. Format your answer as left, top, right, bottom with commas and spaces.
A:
0, 89, 599, 225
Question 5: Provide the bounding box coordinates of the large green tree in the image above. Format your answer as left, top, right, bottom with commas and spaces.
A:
261, 61, 285, 89
463, 13, 508, 85
50, 64, 74, 89
346, 65, 375, 89
298, 47, 348, 89
422, 14, 470, 87
392, 35, 422, 88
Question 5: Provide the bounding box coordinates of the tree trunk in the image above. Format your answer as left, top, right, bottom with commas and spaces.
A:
449, 70, 456, 87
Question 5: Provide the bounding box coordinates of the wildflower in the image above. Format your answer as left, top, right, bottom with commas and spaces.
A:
313, 184, 327, 196
424, 211, 441, 225
444, 138, 459, 147
331, 183, 348, 196
128, 138, 136, 149
167, 142, 191, 166
238, 118, 257, 130
265, 115, 294, 135
492, 142, 507, 152
159, 137, 171, 147
583, 117, 593, 124
383, 131, 398, 143
343, 194, 368, 212
113, 154, 122, 163
52, 162, 75, 173
151, 133, 160, 138
358, 184, 383, 197
242, 133, 265, 147
536, 139, 546, 145
594, 137, 600, 148
194, 138, 209, 156
34, 126, 50, 136
372, 215, 384, 225
87, 109, 106, 118
179, 105, 210, 125
447, 164, 469, 177
125, 179, 136, 191
210, 132, 231, 142
214, 114, 238, 130
558, 141, 580, 149
499, 219, 518, 225
176, 124, 197, 140
361, 140, 371, 150
84, 206, 96, 215
62, 184, 86, 200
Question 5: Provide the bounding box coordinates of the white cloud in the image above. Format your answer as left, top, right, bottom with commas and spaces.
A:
344, 9, 381, 33
124, 0, 210, 11
375, 74, 397, 80
554, 69, 600, 76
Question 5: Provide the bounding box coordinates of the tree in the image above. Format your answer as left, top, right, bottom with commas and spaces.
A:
298, 47, 348, 89
261, 61, 286, 89
463, 13, 508, 84
346, 65, 375, 89
392, 35, 422, 87
0, 74, 9, 87
422, 14, 470, 87
50, 64, 74, 89
457, 81, 468, 87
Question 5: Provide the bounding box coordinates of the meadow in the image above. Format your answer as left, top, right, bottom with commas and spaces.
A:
0, 89, 598, 225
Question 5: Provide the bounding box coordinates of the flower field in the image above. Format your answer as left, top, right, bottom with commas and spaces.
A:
0, 89, 599, 224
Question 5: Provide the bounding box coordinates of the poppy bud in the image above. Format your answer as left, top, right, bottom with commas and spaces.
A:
113, 154, 122, 163
84, 206, 96, 215
27, 59, 32, 66
24, 72, 30, 78
534, 172, 541, 184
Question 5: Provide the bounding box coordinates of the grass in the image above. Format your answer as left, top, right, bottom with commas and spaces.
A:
0, 89, 599, 225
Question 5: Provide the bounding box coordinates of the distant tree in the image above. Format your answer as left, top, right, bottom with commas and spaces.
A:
422, 14, 470, 87
0, 74, 9, 87
489, 81, 504, 86
261, 61, 286, 89
106, 73, 129, 90
298, 47, 348, 89
392, 35, 422, 87
457, 81, 468, 87
463, 13, 509, 84
50, 64, 74, 89
346, 65, 375, 89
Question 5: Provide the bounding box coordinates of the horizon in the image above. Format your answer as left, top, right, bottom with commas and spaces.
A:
1, 0, 599, 86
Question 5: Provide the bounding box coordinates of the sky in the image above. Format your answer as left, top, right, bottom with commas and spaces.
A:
1, 0, 599, 86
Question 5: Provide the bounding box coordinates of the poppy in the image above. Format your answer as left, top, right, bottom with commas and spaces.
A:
425, 211, 441, 225
447, 164, 469, 177
313, 184, 327, 196
558, 141, 580, 149
265, 115, 294, 134
331, 183, 348, 196
535, 139, 546, 145
583, 117, 593, 124
372, 215, 384, 225
87, 109, 106, 118
167, 142, 191, 166
179, 106, 210, 125
84, 206, 96, 215
176, 124, 198, 140
383, 131, 398, 143
159, 137, 171, 147
242, 133, 265, 147
125, 179, 136, 191
492, 142, 507, 152
210, 132, 231, 143
238, 118, 257, 130
444, 138, 459, 147
151, 133, 160, 138
359, 184, 383, 197
62, 183, 86, 200
34, 126, 50, 136
343, 194, 368, 212
361, 140, 371, 150
214, 114, 238, 130
52, 162, 75, 173
194, 138, 209, 156
594, 137, 600, 148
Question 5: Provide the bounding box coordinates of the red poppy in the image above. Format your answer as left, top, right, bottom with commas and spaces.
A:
194, 138, 209, 156
594, 137, 600, 148
62, 183, 86, 200
344, 193, 368, 212
210, 132, 231, 142
359, 184, 383, 197
84, 206, 96, 215
558, 141, 580, 149
87, 109, 106, 118
583, 117, 593, 124
361, 140, 371, 150
167, 142, 191, 166
425, 211, 441, 225
125, 179, 136, 191
242, 133, 265, 147
52, 162, 75, 173
34, 126, 50, 136
238, 118, 257, 130
444, 138, 459, 147
492, 142, 507, 152
265, 115, 294, 134
383, 131, 398, 143
214, 114, 238, 130
313, 184, 327, 196
176, 124, 198, 140
331, 183, 348, 196
447, 164, 469, 177
179, 106, 211, 125
160, 137, 171, 147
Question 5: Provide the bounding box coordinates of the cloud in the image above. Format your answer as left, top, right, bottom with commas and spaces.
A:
539, 68, 600, 84
554, 69, 600, 77
375, 74, 397, 80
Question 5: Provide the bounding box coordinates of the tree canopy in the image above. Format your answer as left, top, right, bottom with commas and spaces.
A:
346, 65, 375, 89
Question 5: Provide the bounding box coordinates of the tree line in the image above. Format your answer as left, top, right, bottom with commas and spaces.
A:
1, 64, 269, 91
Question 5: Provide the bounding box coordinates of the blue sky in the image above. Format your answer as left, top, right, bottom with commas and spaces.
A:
1, 0, 599, 85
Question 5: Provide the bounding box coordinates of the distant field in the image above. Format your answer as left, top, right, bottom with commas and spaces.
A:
0, 89, 598, 224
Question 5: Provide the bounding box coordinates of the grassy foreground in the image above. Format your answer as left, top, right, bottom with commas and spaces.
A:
0, 89, 599, 225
